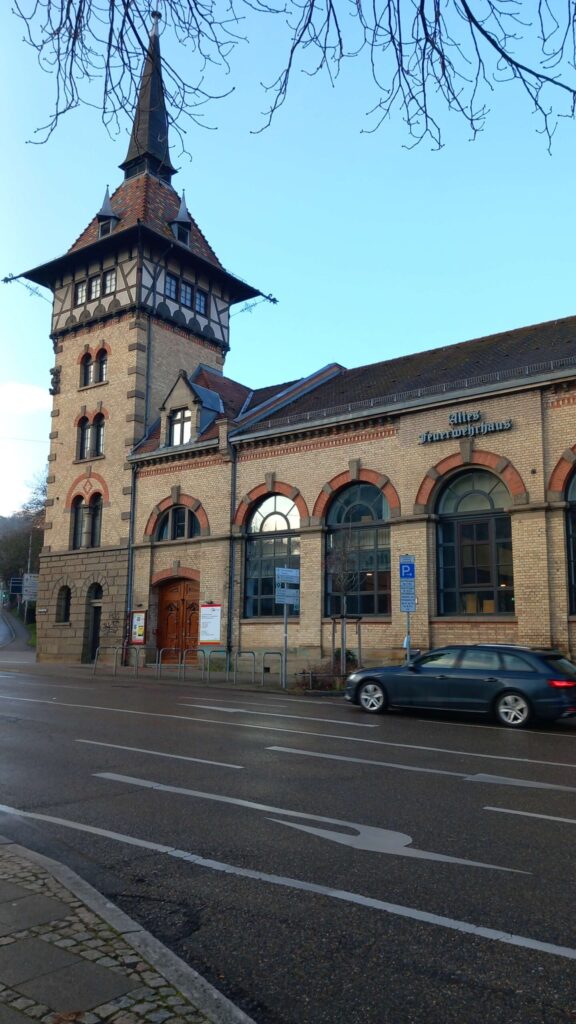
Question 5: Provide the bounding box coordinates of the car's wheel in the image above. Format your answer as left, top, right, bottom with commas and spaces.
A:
357, 680, 388, 714
494, 691, 532, 728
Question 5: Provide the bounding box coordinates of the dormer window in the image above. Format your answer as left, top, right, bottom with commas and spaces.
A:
99, 220, 112, 238
169, 407, 192, 446
176, 224, 190, 245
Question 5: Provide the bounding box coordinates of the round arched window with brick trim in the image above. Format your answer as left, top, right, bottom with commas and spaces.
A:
325, 483, 391, 617
244, 495, 300, 618
436, 469, 514, 615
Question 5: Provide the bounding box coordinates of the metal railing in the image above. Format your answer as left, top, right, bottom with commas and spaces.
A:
233, 650, 256, 685
179, 647, 206, 681
261, 651, 283, 686
157, 647, 182, 679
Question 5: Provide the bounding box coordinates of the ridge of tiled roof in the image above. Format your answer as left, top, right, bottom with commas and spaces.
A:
235, 315, 576, 429
67, 173, 223, 269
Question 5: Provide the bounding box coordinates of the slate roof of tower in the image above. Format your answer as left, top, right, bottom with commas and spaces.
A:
119, 13, 176, 180
67, 174, 224, 268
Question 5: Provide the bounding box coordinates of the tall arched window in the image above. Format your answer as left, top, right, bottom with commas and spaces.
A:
156, 506, 200, 541
567, 474, 576, 614
89, 494, 103, 548
325, 483, 391, 616
437, 469, 514, 615
80, 353, 93, 387
71, 496, 84, 549
78, 417, 90, 460
95, 349, 108, 382
93, 414, 105, 456
244, 495, 300, 617
55, 586, 71, 623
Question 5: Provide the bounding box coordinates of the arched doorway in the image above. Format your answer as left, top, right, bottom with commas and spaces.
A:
84, 583, 103, 662
156, 578, 199, 659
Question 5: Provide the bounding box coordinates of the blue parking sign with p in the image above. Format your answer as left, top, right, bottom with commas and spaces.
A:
399, 557, 415, 579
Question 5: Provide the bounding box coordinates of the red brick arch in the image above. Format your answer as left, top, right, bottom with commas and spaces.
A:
65, 472, 110, 509
76, 341, 112, 364
312, 468, 401, 520
233, 481, 310, 528
144, 493, 209, 538
73, 408, 109, 427
414, 449, 528, 511
548, 444, 576, 497
151, 567, 200, 586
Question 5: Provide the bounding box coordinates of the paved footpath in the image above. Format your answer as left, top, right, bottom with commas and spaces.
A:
0, 612, 256, 1024
0, 837, 255, 1024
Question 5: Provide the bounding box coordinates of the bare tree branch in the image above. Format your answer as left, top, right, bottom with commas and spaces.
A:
11, 1, 576, 149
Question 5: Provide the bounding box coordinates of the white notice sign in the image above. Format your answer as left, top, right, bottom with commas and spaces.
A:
199, 603, 222, 644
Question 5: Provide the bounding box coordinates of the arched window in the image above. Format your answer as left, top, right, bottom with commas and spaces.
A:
93, 414, 105, 456
156, 506, 200, 541
80, 353, 93, 387
325, 483, 391, 616
89, 494, 103, 548
71, 496, 84, 550
77, 417, 90, 460
55, 586, 71, 623
95, 349, 108, 382
437, 469, 513, 615
244, 495, 300, 617
567, 474, 576, 614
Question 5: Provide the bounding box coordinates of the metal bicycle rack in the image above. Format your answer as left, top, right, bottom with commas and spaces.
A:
156, 648, 182, 679
92, 645, 123, 677
261, 651, 283, 686
179, 647, 206, 681
233, 650, 256, 685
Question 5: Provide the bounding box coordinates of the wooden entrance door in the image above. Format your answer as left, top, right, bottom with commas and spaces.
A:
157, 579, 199, 659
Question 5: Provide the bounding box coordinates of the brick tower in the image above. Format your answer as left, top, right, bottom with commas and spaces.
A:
23, 14, 258, 661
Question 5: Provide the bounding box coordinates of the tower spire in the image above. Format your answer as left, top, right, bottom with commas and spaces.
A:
119, 12, 176, 183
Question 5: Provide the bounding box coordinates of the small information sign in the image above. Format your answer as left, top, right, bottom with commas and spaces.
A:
199, 603, 222, 644
130, 611, 147, 645
399, 556, 416, 613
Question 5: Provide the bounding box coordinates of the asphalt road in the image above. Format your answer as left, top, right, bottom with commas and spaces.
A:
0, 664, 575, 1023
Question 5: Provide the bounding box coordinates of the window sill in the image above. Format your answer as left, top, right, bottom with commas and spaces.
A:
241, 617, 300, 623
73, 455, 105, 465
431, 615, 517, 622
78, 381, 108, 391
322, 617, 392, 623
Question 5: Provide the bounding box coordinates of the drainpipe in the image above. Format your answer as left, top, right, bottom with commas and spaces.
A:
226, 442, 238, 673
124, 463, 138, 651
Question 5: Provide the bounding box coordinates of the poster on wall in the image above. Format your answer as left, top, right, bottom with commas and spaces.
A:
199, 604, 222, 644
130, 611, 147, 645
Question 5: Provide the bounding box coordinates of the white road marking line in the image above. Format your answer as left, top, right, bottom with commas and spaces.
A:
178, 699, 290, 708
76, 739, 243, 769
0, 801, 567, 958
94, 772, 526, 873
485, 807, 576, 826
267, 747, 576, 791
0, 694, 575, 769
178, 703, 377, 727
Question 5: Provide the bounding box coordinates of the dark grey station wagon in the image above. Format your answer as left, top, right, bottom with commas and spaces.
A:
344, 645, 576, 727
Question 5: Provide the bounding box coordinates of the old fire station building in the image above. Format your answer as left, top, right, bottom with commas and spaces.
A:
23, 18, 576, 666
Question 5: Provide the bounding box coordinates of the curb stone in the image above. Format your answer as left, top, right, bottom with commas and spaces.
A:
0, 835, 257, 1024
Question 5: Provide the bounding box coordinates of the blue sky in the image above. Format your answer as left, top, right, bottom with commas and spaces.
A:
2, 8, 576, 515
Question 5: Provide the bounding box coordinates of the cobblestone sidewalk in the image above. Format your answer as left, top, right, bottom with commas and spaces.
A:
0, 839, 254, 1024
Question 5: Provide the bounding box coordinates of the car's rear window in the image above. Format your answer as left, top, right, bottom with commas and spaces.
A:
500, 652, 536, 672
543, 655, 576, 680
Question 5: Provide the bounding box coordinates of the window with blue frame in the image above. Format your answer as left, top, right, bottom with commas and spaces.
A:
437, 470, 514, 615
